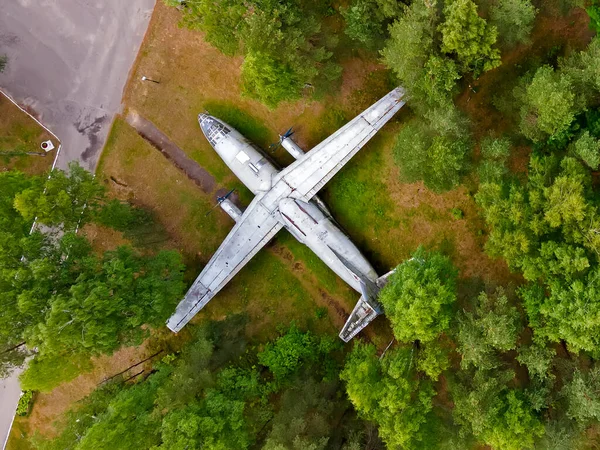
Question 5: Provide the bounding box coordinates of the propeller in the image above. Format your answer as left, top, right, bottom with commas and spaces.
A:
269, 126, 295, 153
205, 188, 236, 217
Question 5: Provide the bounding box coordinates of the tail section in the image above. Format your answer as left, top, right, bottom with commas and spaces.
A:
338, 269, 396, 342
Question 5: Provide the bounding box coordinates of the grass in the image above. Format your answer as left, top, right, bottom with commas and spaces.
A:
97, 116, 340, 340
0, 92, 57, 174
203, 100, 273, 149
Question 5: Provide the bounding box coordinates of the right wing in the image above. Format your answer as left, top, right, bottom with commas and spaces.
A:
273, 87, 405, 202
167, 194, 282, 332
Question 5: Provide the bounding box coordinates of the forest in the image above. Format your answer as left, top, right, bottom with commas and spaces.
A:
4, 0, 600, 449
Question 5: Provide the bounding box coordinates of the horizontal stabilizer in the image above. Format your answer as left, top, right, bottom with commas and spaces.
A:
338, 270, 397, 342
339, 290, 381, 342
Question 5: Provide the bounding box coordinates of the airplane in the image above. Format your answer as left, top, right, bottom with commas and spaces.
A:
167, 87, 406, 342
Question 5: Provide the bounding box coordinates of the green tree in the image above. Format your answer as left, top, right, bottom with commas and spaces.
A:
561, 366, 600, 426
379, 246, 458, 343
341, 343, 436, 449
77, 369, 169, 450
439, 0, 501, 74
561, 36, 600, 102
490, 0, 537, 47
262, 377, 335, 450
478, 136, 511, 183
394, 117, 470, 193
521, 270, 600, 356
241, 52, 302, 108
457, 288, 522, 370
416, 341, 450, 380
14, 161, 105, 230
517, 66, 577, 143
257, 325, 336, 381
0, 168, 186, 380
159, 390, 252, 450
572, 131, 600, 169
341, 0, 402, 49
517, 343, 556, 381
164, 0, 244, 56
383, 1, 461, 109
453, 369, 544, 450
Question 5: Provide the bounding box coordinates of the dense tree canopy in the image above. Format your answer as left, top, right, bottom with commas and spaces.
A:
476, 154, 600, 355
37, 322, 372, 450
394, 108, 471, 192
517, 66, 578, 143
0, 166, 185, 383
383, 0, 459, 110
452, 369, 544, 450
341, 343, 435, 450
341, 0, 402, 49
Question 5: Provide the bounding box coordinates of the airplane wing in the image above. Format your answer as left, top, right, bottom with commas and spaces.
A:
167, 194, 282, 332
274, 87, 406, 201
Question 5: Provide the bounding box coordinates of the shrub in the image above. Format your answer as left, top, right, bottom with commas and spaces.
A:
16, 390, 34, 416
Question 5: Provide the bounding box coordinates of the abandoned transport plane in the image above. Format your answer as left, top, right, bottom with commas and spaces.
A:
167, 87, 406, 341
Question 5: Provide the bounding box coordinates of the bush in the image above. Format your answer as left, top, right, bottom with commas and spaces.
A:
451, 208, 464, 219
16, 390, 34, 416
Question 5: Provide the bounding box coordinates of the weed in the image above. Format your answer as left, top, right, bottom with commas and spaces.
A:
451, 208, 464, 220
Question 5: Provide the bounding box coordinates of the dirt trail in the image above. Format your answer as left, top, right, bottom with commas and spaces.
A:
126, 110, 217, 194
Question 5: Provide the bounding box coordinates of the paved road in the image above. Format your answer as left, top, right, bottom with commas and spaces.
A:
0, 369, 22, 450
0, 1, 156, 447
0, 0, 156, 171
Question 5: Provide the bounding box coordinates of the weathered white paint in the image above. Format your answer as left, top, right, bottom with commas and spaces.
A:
168, 88, 406, 339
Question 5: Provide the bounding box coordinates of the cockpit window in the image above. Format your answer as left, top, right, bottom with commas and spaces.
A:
206, 122, 230, 146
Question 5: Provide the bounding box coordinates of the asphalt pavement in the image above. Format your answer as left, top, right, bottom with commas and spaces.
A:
0, 1, 156, 447
0, 369, 22, 450
0, 0, 156, 171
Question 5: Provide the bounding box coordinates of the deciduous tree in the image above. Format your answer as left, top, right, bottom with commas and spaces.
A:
457, 288, 522, 370
490, 0, 537, 47
341, 343, 436, 449
517, 66, 578, 143
453, 369, 544, 450
439, 0, 501, 74
572, 131, 600, 169
379, 246, 458, 343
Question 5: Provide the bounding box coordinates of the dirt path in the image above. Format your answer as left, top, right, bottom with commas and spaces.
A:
126, 110, 217, 194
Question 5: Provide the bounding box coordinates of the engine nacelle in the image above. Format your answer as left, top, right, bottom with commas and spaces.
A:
281, 136, 305, 160
220, 198, 243, 222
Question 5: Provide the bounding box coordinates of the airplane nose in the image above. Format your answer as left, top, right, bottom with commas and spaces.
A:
198, 113, 213, 135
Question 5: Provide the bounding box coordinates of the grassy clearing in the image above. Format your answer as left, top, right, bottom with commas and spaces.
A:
97, 116, 340, 339
0, 92, 57, 174
97, 116, 227, 261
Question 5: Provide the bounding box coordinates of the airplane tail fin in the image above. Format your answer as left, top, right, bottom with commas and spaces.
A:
338, 269, 396, 343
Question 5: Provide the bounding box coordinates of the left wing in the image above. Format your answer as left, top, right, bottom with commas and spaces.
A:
167, 194, 282, 332
274, 87, 405, 201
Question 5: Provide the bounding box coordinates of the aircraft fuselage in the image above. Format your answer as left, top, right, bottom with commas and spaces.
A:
198, 113, 378, 294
